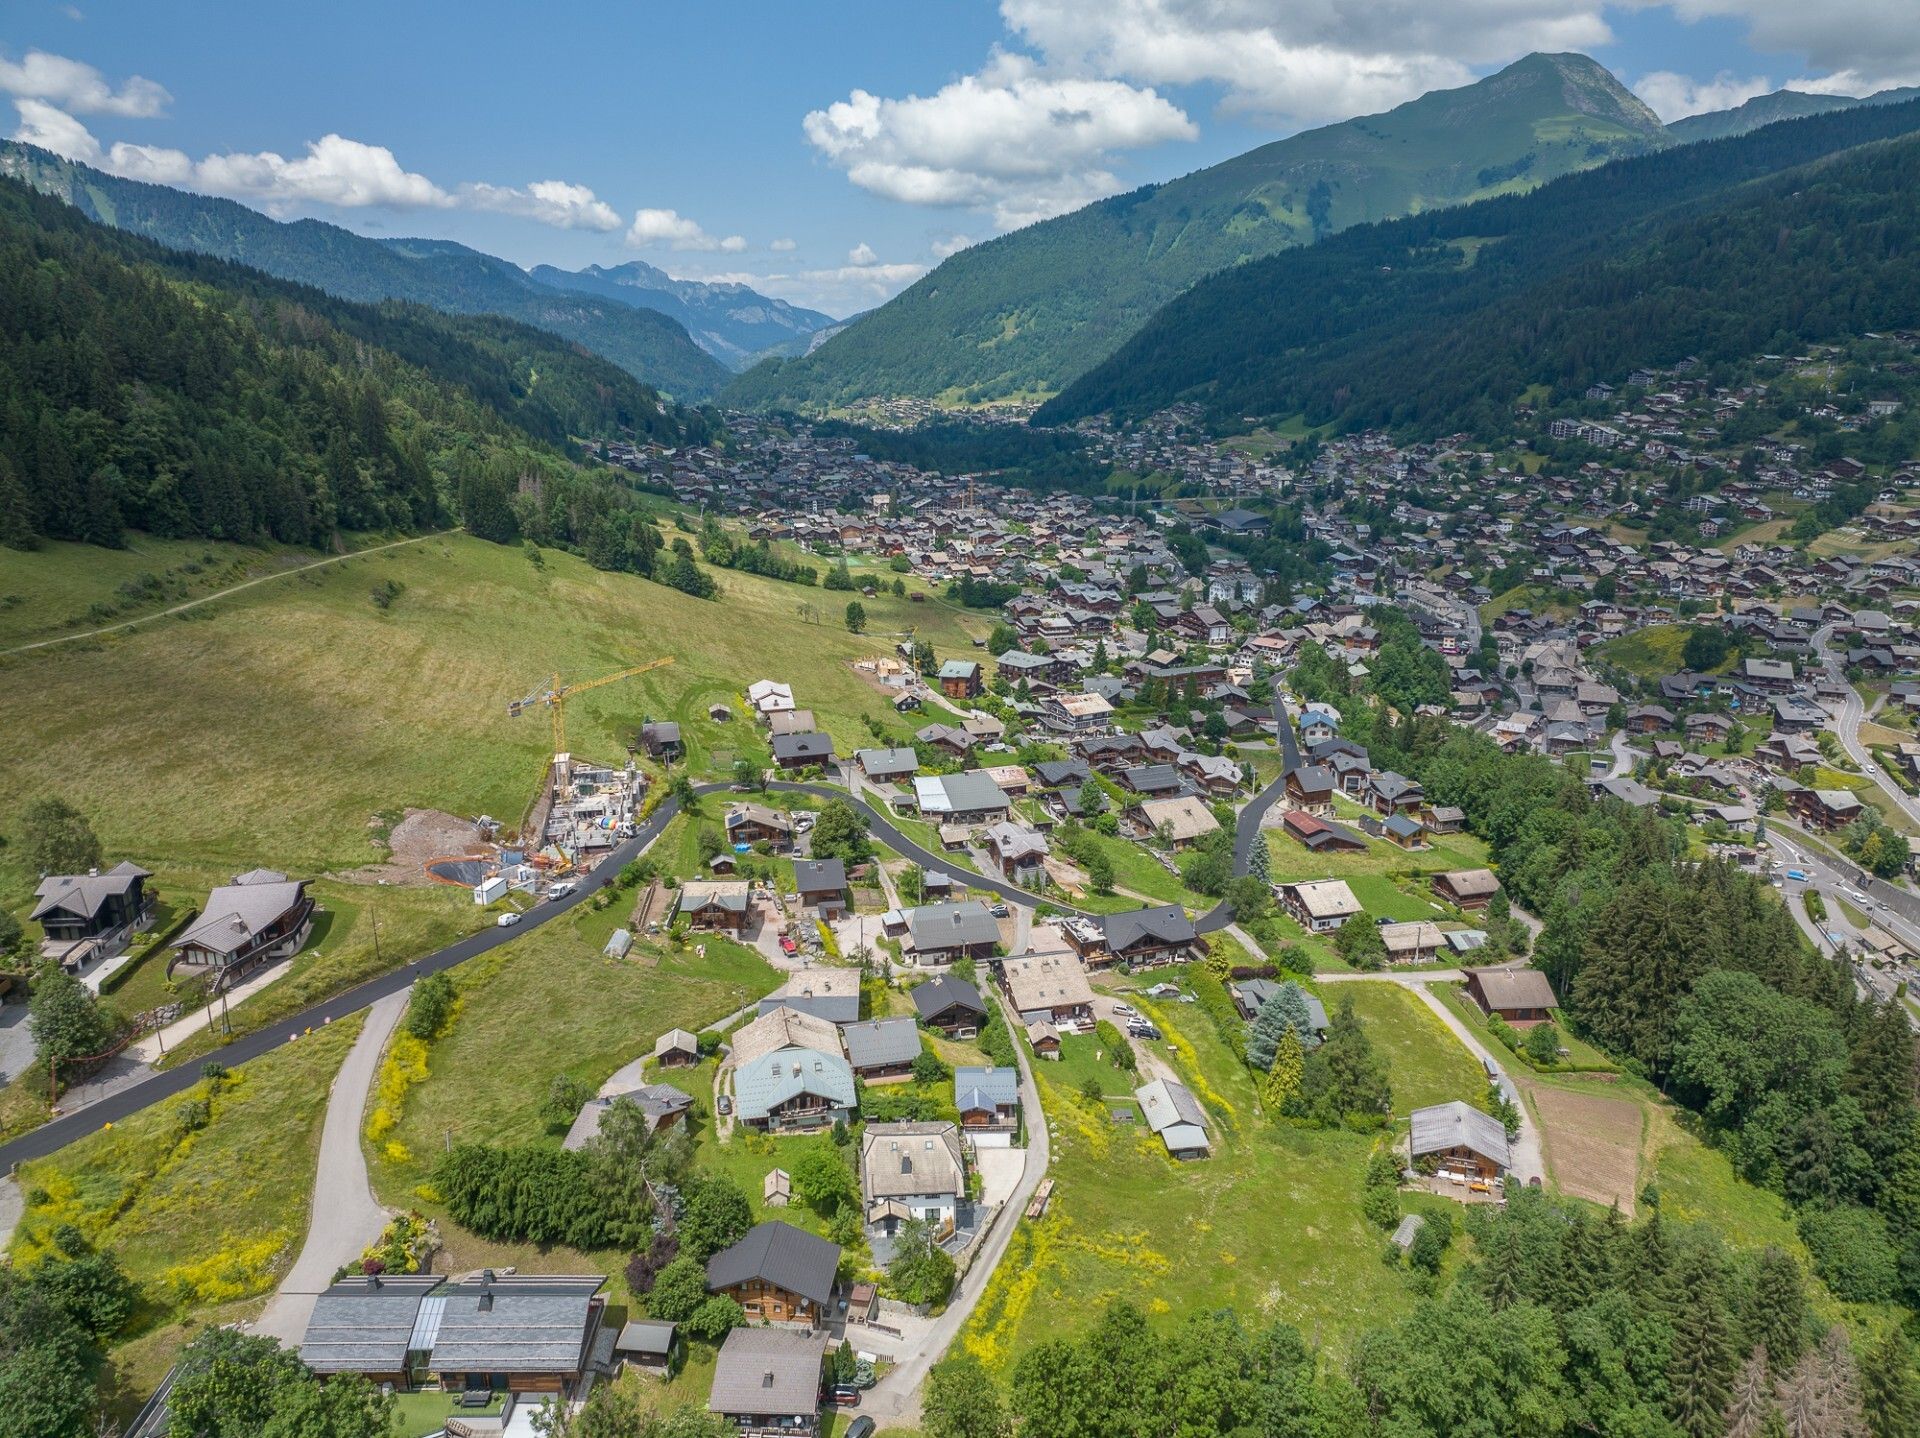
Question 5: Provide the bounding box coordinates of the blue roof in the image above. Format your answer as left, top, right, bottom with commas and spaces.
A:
953, 1066, 1019, 1113
733, 1049, 855, 1122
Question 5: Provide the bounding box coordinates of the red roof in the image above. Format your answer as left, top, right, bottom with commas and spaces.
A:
1282, 810, 1330, 838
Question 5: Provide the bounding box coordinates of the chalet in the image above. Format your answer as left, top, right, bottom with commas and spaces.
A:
1298, 708, 1340, 746
653, 1028, 701, 1067
767, 708, 818, 737
706, 1222, 840, 1327
732, 1007, 842, 1066
910, 974, 988, 1037
1032, 759, 1092, 791
1624, 705, 1675, 735
1380, 921, 1444, 964
1464, 967, 1559, 1024
709, 1327, 826, 1437
1136, 1077, 1210, 1160
916, 723, 976, 760
30, 861, 154, 969
938, 659, 983, 700
855, 747, 920, 784
759, 969, 862, 1024
1025, 1021, 1062, 1060
1043, 692, 1115, 734
1283, 764, 1335, 815
614, 1320, 680, 1376
1001, 952, 1095, 1027
300, 1272, 606, 1399
564, 1082, 694, 1148
841, 1018, 922, 1082
170, 870, 314, 992
679, 880, 752, 931
1115, 763, 1183, 798
905, 900, 1001, 965
1788, 787, 1864, 831
1230, 980, 1328, 1035
1280, 879, 1362, 932
791, 859, 848, 916
1432, 869, 1501, 910
1410, 1101, 1510, 1182
1063, 904, 1201, 970
726, 803, 793, 848
734, 1047, 856, 1133
1383, 813, 1426, 850
914, 771, 1012, 825
748, 679, 797, 718
1134, 794, 1220, 849
1369, 772, 1425, 816
771, 731, 835, 772
1281, 809, 1367, 852
954, 1066, 1021, 1140
1426, 805, 1465, 834
638, 721, 684, 761
861, 1121, 965, 1234
997, 650, 1071, 688
984, 822, 1050, 885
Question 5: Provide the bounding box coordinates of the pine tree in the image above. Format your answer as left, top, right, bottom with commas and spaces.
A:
1479, 1223, 1524, 1311
1811, 1326, 1870, 1438
1248, 983, 1318, 1069
1727, 1348, 1779, 1438
1862, 1324, 1920, 1438
1264, 1026, 1304, 1111
1668, 1245, 1737, 1438
1746, 1247, 1809, 1373
0, 453, 36, 549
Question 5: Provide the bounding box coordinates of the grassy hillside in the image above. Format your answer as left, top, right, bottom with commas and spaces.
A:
0, 142, 730, 400
1669, 82, 1920, 143
1039, 97, 1920, 433
724, 53, 1666, 410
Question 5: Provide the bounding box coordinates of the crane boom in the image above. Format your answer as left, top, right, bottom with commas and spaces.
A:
504, 656, 675, 755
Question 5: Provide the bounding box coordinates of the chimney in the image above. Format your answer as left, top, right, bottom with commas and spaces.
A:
479, 1290, 493, 1312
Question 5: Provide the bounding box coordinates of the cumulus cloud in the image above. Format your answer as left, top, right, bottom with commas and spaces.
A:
11, 96, 102, 162
461, 178, 621, 231
0, 48, 168, 117
770, 236, 797, 251
1632, 69, 1774, 121
626, 207, 746, 251
932, 233, 974, 259
847, 241, 878, 265
1653, 0, 1920, 96
803, 50, 1195, 230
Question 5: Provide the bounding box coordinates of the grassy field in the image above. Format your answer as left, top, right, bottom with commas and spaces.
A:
958, 968, 1475, 1370
1330, 984, 1489, 1112
1595, 624, 1699, 679
0, 533, 987, 913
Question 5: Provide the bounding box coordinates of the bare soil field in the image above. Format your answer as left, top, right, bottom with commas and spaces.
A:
1527, 1080, 1645, 1214
338, 807, 487, 884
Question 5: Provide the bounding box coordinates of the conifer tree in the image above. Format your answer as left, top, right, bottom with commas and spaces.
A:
1668, 1245, 1736, 1438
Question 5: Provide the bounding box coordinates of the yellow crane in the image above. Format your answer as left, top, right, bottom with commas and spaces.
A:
507, 656, 675, 756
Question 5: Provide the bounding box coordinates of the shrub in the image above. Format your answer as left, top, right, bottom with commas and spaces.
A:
1093, 1020, 1136, 1071
404, 972, 457, 1041
1799, 1205, 1899, 1302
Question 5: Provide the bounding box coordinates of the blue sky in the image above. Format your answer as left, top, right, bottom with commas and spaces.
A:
5, 0, 1915, 318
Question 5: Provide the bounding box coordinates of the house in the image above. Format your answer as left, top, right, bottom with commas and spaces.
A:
170, 870, 314, 992
1135, 1078, 1210, 1159
1789, 787, 1865, 831
638, 721, 684, 761
904, 901, 1001, 965
1410, 1101, 1510, 1182
1624, 705, 1675, 735
984, 822, 1050, 885
679, 880, 752, 931
614, 1319, 680, 1376
1369, 772, 1425, 816
1279, 879, 1362, 932
855, 747, 920, 784
708, 1326, 826, 1437
1463, 967, 1559, 1024
1683, 712, 1733, 745
1128, 794, 1216, 851
954, 1066, 1021, 1141
916, 723, 976, 760
771, 732, 835, 772
653, 1028, 701, 1067
910, 975, 988, 1037
564, 1083, 694, 1149
1025, 1021, 1062, 1060
861, 1121, 966, 1234
1426, 805, 1465, 834
1281, 810, 1367, 853
1229, 980, 1328, 1035
1042, 692, 1115, 734
1380, 921, 1445, 964
1064, 905, 1200, 970
300, 1272, 607, 1398
732, 1007, 843, 1066
938, 660, 983, 700
727, 803, 794, 849
842, 1018, 923, 1082
747, 679, 797, 718
914, 772, 1013, 825
1298, 707, 1340, 746
758, 969, 862, 1024
791, 859, 848, 916
1001, 952, 1095, 1027
30, 861, 154, 969
1382, 813, 1426, 850
734, 1048, 857, 1132
1282, 764, 1335, 815
1432, 869, 1501, 910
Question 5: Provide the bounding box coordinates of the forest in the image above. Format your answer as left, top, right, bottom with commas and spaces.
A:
1039, 98, 1920, 437
0, 174, 707, 552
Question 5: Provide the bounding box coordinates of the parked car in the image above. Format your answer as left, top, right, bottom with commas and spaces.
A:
826, 1387, 862, 1407
547, 880, 577, 901
495, 912, 521, 928
716, 1094, 733, 1116
1111, 1003, 1137, 1017
847, 1420, 876, 1438
780, 936, 799, 956
989, 902, 1010, 918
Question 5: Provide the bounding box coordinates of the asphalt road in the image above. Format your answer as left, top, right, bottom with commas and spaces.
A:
3, 705, 1302, 1170
1815, 624, 1920, 830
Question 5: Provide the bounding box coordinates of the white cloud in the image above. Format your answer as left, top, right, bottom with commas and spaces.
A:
193, 133, 453, 210
803, 49, 1195, 230
1651, 1, 1920, 97
626, 207, 746, 251
1632, 69, 1774, 121
932, 233, 974, 259
686, 258, 928, 316
0, 48, 168, 117
11, 96, 101, 162
847, 241, 878, 266
461, 178, 621, 231
770, 237, 797, 251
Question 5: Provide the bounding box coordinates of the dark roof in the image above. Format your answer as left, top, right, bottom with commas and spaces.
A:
706, 1222, 841, 1309
842, 1017, 923, 1069
793, 858, 847, 894
709, 1327, 825, 1418
423, 1273, 605, 1375
911, 975, 987, 1021
1286, 763, 1334, 792
1117, 763, 1181, 793
1101, 904, 1197, 951
1033, 759, 1092, 788
299, 1274, 441, 1373
771, 731, 835, 762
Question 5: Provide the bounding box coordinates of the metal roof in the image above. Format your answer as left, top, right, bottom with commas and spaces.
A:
1409, 1100, 1511, 1168
706, 1222, 841, 1309
733, 1048, 856, 1122
842, 1018, 922, 1069
425, 1274, 605, 1374
953, 1066, 1019, 1113
299, 1275, 440, 1373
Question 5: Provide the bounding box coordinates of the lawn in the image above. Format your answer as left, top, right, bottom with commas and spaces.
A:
10, 1014, 363, 1326
1595, 624, 1700, 680
1328, 984, 1488, 1112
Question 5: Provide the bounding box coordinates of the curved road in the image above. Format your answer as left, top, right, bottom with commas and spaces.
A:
1, 706, 1299, 1170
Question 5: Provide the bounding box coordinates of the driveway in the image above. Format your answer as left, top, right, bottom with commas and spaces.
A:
251, 987, 409, 1346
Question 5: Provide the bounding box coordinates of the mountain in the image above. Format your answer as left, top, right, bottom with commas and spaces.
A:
1036, 98, 1920, 436
723, 53, 1669, 412
527, 260, 837, 370
0, 142, 731, 401
1669, 84, 1920, 143
0, 172, 707, 552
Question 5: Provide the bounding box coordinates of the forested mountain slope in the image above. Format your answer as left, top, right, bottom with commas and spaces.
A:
0, 174, 706, 551
723, 53, 1668, 411
528, 260, 837, 370
1038, 99, 1920, 436
1669, 83, 1920, 143
0, 142, 731, 400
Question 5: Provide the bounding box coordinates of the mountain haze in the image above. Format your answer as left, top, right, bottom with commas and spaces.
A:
528, 260, 838, 370
1668, 83, 1920, 143
0, 142, 731, 401
723, 52, 1669, 412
